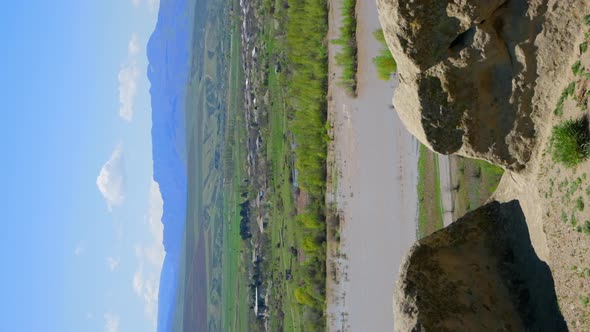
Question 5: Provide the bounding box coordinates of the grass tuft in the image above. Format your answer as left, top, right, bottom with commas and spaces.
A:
551, 117, 590, 167
554, 82, 576, 116
372, 29, 397, 80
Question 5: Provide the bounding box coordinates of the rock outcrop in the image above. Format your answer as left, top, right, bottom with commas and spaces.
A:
394, 201, 566, 331
377, 0, 590, 330
377, 0, 550, 170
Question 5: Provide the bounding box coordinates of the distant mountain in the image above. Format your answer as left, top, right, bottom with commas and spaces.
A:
147, 0, 196, 331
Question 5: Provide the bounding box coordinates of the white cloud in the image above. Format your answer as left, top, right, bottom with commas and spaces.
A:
104, 312, 120, 332
128, 34, 140, 57
131, 0, 140, 7
96, 145, 125, 211
118, 34, 141, 122
148, 0, 160, 13
106, 257, 121, 271
118, 64, 138, 122
132, 180, 165, 323
74, 242, 85, 257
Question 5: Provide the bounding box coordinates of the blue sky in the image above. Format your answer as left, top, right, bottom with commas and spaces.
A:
0, 1, 164, 331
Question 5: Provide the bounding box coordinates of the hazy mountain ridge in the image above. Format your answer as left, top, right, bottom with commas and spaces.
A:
146, 0, 195, 330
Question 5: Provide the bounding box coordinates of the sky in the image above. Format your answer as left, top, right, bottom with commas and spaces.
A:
0, 1, 165, 331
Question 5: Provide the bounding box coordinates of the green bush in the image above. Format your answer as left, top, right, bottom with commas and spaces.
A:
297, 213, 323, 229
372, 29, 397, 80
333, 0, 357, 94
551, 117, 590, 167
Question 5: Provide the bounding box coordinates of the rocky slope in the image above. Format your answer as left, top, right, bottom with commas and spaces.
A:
377, 0, 590, 330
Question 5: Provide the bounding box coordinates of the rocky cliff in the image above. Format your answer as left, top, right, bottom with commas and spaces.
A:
377, 0, 590, 330
395, 201, 565, 331
377, 0, 580, 170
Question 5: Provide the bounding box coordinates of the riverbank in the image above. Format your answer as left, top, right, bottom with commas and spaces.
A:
326, 0, 419, 330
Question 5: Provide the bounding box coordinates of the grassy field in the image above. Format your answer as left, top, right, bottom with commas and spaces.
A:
449, 156, 504, 219
216, 0, 330, 329
220, 0, 249, 328
172, 1, 230, 330
261, 11, 305, 331
417, 144, 444, 238
417, 145, 504, 238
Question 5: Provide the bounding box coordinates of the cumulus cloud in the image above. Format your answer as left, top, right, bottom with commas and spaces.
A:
118, 34, 141, 122
104, 312, 120, 332
132, 180, 165, 322
128, 34, 140, 57
106, 257, 121, 271
96, 145, 125, 211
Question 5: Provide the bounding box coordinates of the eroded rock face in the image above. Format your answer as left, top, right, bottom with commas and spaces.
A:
394, 201, 565, 332
377, 0, 546, 169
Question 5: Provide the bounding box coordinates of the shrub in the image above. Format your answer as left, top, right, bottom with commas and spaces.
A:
585, 14, 590, 26
302, 236, 322, 252
372, 29, 397, 80
294, 287, 316, 306
297, 213, 323, 229
580, 41, 588, 54
572, 60, 584, 76
333, 0, 357, 94
551, 117, 590, 167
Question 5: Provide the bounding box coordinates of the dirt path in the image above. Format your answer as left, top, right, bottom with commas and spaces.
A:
326, 0, 419, 330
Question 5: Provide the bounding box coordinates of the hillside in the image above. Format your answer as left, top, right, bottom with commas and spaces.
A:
377, 0, 590, 330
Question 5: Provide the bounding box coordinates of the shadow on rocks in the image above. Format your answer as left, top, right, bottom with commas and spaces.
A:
395, 200, 566, 332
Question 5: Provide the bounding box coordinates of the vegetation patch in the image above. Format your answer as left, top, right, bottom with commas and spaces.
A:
333, 0, 358, 95
554, 82, 576, 116
285, 0, 330, 328
449, 156, 504, 219
372, 29, 397, 80
573, 60, 584, 76
417, 144, 444, 238
577, 197, 586, 211
551, 116, 590, 167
